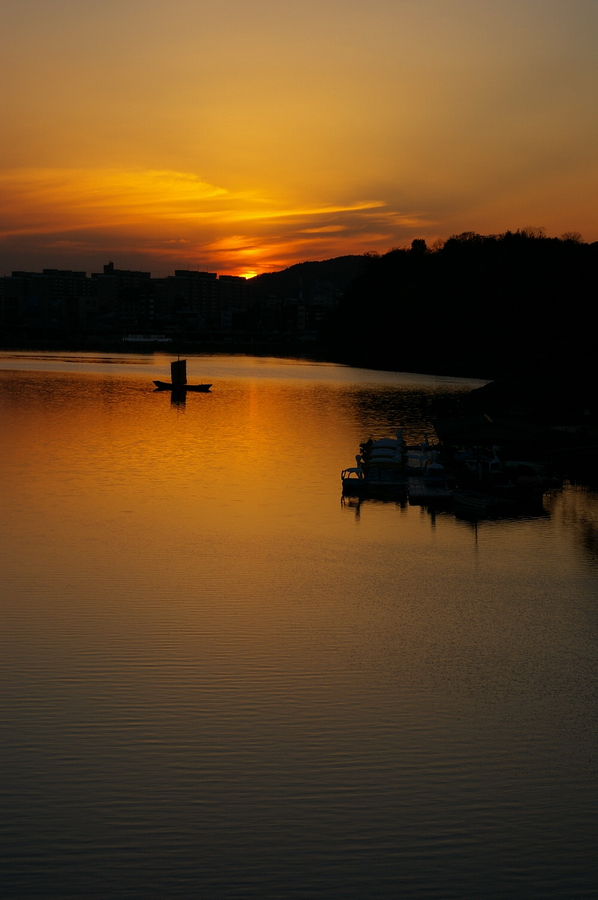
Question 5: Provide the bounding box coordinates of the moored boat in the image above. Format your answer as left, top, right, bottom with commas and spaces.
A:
342, 429, 408, 496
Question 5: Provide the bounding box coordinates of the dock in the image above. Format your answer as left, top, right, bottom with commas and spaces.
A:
407, 477, 453, 505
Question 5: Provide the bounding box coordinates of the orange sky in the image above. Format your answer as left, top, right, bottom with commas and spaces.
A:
2, 0, 598, 276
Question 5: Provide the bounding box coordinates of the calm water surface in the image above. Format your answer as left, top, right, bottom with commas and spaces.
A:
1, 353, 597, 899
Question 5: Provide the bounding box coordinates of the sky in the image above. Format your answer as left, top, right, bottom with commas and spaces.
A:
2, 0, 598, 277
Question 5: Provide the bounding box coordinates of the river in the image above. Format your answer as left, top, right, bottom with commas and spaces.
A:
1, 352, 596, 899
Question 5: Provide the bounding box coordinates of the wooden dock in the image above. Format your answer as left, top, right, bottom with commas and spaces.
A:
407, 477, 453, 505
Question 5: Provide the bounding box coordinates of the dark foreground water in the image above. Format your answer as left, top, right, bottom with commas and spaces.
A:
1, 353, 597, 899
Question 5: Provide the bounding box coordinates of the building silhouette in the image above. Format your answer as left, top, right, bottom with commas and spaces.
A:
0, 261, 341, 343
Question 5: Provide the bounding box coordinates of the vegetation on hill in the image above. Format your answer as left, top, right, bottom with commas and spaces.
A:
249, 256, 366, 300
322, 229, 597, 380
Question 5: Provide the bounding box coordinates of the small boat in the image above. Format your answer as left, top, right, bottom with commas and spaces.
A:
153, 359, 212, 392
342, 435, 408, 496
153, 380, 212, 392
407, 453, 453, 505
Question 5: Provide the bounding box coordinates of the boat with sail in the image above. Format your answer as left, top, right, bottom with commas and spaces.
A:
153, 359, 212, 392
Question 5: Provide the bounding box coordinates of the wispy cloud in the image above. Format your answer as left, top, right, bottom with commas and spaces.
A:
0, 167, 428, 274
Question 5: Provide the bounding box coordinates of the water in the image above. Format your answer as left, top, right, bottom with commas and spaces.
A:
1, 353, 597, 899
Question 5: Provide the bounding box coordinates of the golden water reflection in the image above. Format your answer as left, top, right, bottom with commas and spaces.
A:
1, 358, 597, 899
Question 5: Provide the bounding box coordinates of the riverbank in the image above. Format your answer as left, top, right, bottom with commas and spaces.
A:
0, 335, 495, 380
0, 335, 333, 363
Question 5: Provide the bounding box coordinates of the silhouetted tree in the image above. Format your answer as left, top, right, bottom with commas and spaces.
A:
324, 230, 598, 378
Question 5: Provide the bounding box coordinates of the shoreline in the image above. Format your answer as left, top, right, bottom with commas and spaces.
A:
0, 337, 493, 381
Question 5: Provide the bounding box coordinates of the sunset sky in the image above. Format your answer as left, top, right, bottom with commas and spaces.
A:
2, 0, 598, 276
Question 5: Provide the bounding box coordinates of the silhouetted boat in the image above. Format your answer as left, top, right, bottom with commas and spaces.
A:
153, 359, 212, 392
153, 380, 212, 392
342, 428, 408, 496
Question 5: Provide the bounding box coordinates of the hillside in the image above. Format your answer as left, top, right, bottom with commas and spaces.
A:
248, 255, 367, 301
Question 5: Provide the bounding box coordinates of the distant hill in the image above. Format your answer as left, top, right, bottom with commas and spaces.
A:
248, 256, 367, 300
325, 232, 598, 379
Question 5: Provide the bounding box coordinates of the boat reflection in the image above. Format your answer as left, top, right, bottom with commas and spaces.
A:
341, 490, 551, 525
341, 493, 407, 521
170, 387, 187, 407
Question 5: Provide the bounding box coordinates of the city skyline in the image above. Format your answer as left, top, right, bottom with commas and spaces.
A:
2, 0, 598, 277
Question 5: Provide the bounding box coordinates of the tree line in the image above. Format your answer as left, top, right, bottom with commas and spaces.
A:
322, 229, 597, 379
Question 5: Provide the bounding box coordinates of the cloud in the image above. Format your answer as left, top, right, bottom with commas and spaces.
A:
301, 226, 347, 234
0, 167, 423, 274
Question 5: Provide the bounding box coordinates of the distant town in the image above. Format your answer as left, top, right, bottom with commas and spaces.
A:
0, 259, 359, 346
